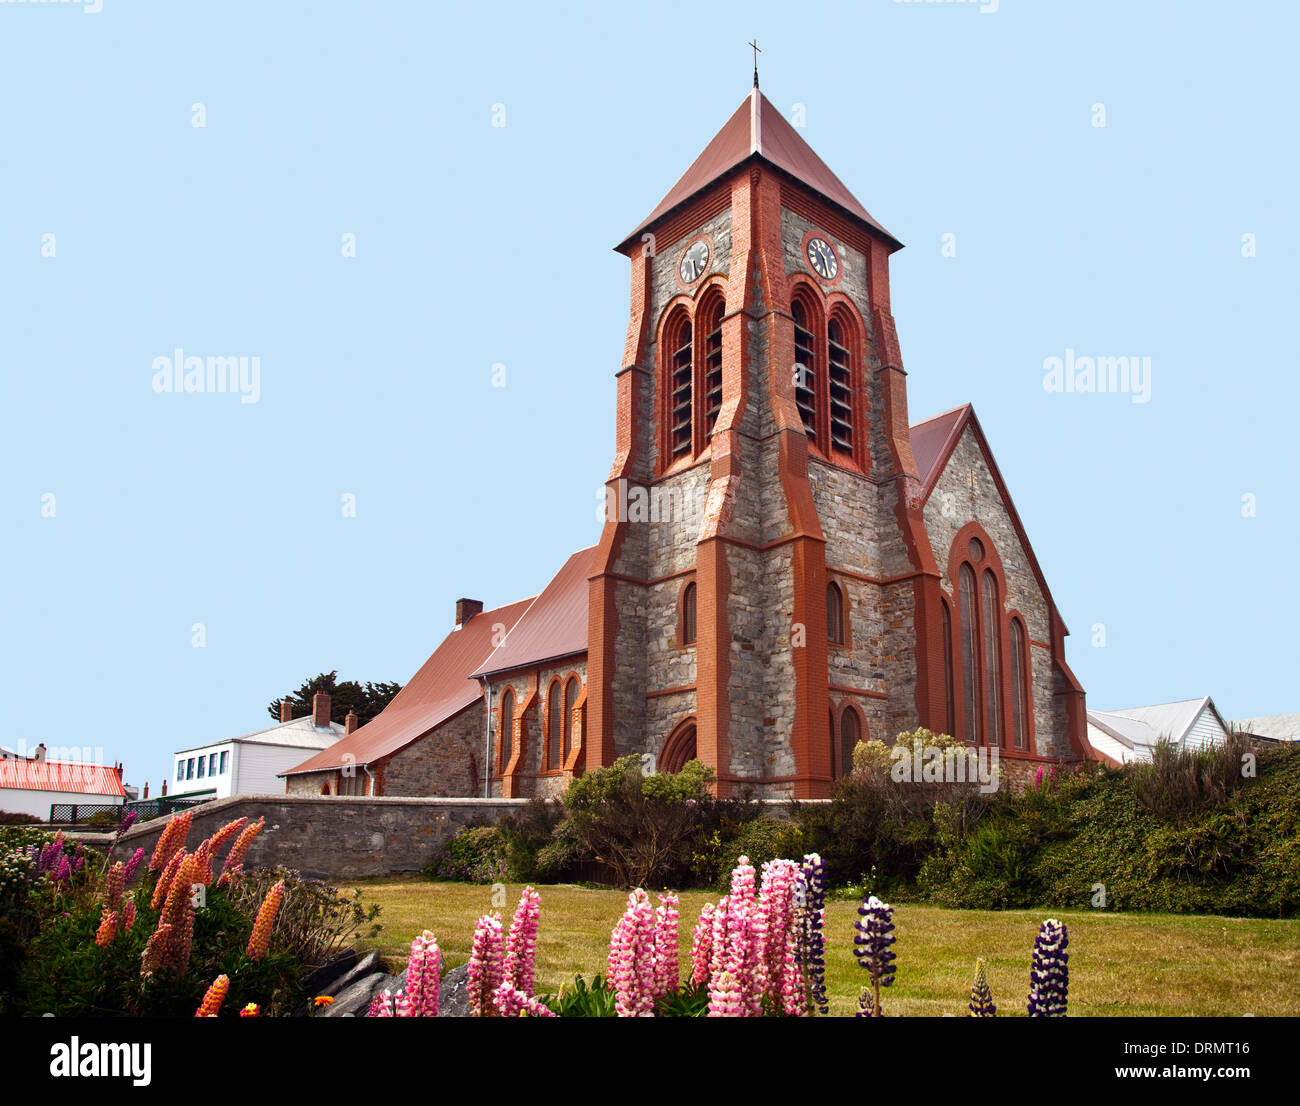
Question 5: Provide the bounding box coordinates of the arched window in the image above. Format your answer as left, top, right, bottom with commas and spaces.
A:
702, 295, 724, 436
667, 310, 693, 461
958, 565, 980, 745
1010, 620, 1030, 751
827, 581, 845, 645
547, 681, 563, 770
981, 571, 1002, 746
791, 298, 818, 445
563, 677, 580, 764
681, 582, 697, 646
499, 689, 515, 772
941, 599, 956, 738
839, 709, 861, 779
827, 316, 854, 457
660, 721, 697, 774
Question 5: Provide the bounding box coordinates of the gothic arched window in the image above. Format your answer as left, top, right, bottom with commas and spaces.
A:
666, 309, 693, 462
681, 582, 697, 646
499, 689, 515, 772
827, 581, 845, 645
1010, 619, 1030, 751
702, 294, 724, 437
981, 571, 1002, 746
827, 315, 854, 457
547, 680, 563, 770
791, 297, 818, 446
839, 708, 861, 779
958, 564, 980, 745
563, 676, 580, 764
941, 598, 956, 739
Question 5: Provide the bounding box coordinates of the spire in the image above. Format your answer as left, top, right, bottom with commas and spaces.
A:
749, 39, 761, 89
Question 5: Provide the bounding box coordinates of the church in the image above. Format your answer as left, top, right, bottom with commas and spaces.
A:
283, 82, 1088, 801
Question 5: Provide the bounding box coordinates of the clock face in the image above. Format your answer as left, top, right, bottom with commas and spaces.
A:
806, 237, 839, 281
679, 240, 709, 284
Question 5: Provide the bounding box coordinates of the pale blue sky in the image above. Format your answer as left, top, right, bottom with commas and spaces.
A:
2, 1, 1295, 791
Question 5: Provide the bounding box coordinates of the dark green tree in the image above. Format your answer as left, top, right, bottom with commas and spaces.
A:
268, 671, 401, 729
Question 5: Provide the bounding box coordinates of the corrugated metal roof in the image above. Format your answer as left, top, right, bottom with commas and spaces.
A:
1087, 697, 1215, 749
0, 760, 125, 797
909, 405, 971, 490
282, 596, 535, 775
471, 547, 596, 678
618, 89, 900, 252
175, 716, 346, 756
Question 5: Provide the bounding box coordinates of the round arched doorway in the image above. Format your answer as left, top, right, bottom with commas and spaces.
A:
659, 720, 698, 774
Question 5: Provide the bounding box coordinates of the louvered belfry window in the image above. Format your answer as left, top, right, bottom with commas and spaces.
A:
828, 317, 853, 456
792, 300, 818, 444
704, 299, 724, 435
669, 315, 693, 461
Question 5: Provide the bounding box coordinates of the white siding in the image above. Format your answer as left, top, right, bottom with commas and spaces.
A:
1087, 724, 1134, 765
0, 788, 123, 820
232, 743, 315, 796
1182, 706, 1229, 753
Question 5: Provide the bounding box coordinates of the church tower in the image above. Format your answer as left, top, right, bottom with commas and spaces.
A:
586, 84, 1086, 798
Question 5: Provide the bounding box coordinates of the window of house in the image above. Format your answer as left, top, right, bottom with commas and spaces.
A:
792, 299, 818, 445
208, 753, 217, 775
681, 582, 697, 646
219, 751, 228, 775
668, 311, 693, 461
827, 317, 854, 456
548, 682, 563, 771
499, 690, 515, 772
177, 760, 183, 781
197, 757, 205, 778
186, 758, 195, 780
827, 581, 845, 645
703, 296, 724, 435
564, 677, 579, 764
958, 565, 980, 744
982, 571, 1002, 746
1010, 620, 1030, 750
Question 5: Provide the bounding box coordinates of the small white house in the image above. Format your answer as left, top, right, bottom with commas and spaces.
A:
1085, 696, 1232, 766
0, 747, 126, 820
172, 693, 347, 800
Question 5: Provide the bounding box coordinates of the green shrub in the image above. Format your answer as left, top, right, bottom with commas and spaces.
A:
427, 825, 511, 884
496, 801, 571, 883
713, 816, 805, 891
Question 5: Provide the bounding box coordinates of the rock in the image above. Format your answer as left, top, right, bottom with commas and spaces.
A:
438, 963, 472, 1018
320, 949, 381, 998
321, 972, 388, 1018
301, 949, 357, 998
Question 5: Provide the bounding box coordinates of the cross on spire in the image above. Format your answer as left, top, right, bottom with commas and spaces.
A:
749, 39, 761, 88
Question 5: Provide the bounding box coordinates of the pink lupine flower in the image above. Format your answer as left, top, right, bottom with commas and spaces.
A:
492, 980, 557, 1018
123, 847, 145, 884
368, 991, 396, 1017
503, 886, 541, 996
121, 896, 136, 933
759, 859, 805, 1016
398, 930, 441, 1017
707, 856, 770, 1017
689, 902, 715, 985
467, 912, 505, 1017
608, 889, 657, 1017
653, 892, 680, 998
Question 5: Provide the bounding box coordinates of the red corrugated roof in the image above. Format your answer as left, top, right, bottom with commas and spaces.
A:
618, 89, 900, 252
283, 596, 535, 775
0, 760, 125, 797
472, 547, 596, 678
909, 404, 972, 493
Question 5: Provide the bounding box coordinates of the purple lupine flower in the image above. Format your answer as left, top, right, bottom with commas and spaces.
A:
853, 894, 896, 1017
968, 958, 996, 1017
123, 847, 146, 883
1026, 919, 1069, 1017
796, 853, 829, 1015
55, 856, 71, 884
117, 810, 140, 838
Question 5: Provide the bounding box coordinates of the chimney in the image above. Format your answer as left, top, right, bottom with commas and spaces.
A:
161, 779, 168, 797
280, 699, 293, 723
345, 710, 359, 735
34, 743, 46, 763
313, 690, 331, 728
456, 598, 484, 626
143, 781, 150, 799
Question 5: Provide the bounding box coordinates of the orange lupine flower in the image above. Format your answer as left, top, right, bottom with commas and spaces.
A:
121, 897, 136, 932
103, 861, 125, 913
195, 974, 230, 1018
148, 810, 193, 872
95, 909, 118, 948
246, 879, 285, 961
220, 817, 265, 880
239, 1003, 260, 1017
151, 848, 188, 910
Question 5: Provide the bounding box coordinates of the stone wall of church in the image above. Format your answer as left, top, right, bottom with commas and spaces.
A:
922, 426, 1070, 759
485, 660, 588, 800
381, 704, 485, 798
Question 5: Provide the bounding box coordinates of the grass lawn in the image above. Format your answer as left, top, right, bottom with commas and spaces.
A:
351, 876, 1300, 1016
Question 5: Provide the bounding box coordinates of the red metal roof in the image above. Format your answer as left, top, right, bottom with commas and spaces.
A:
471, 547, 596, 678
0, 760, 125, 797
909, 404, 973, 493
282, 596, 535, 775
618, 89, 900, 252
